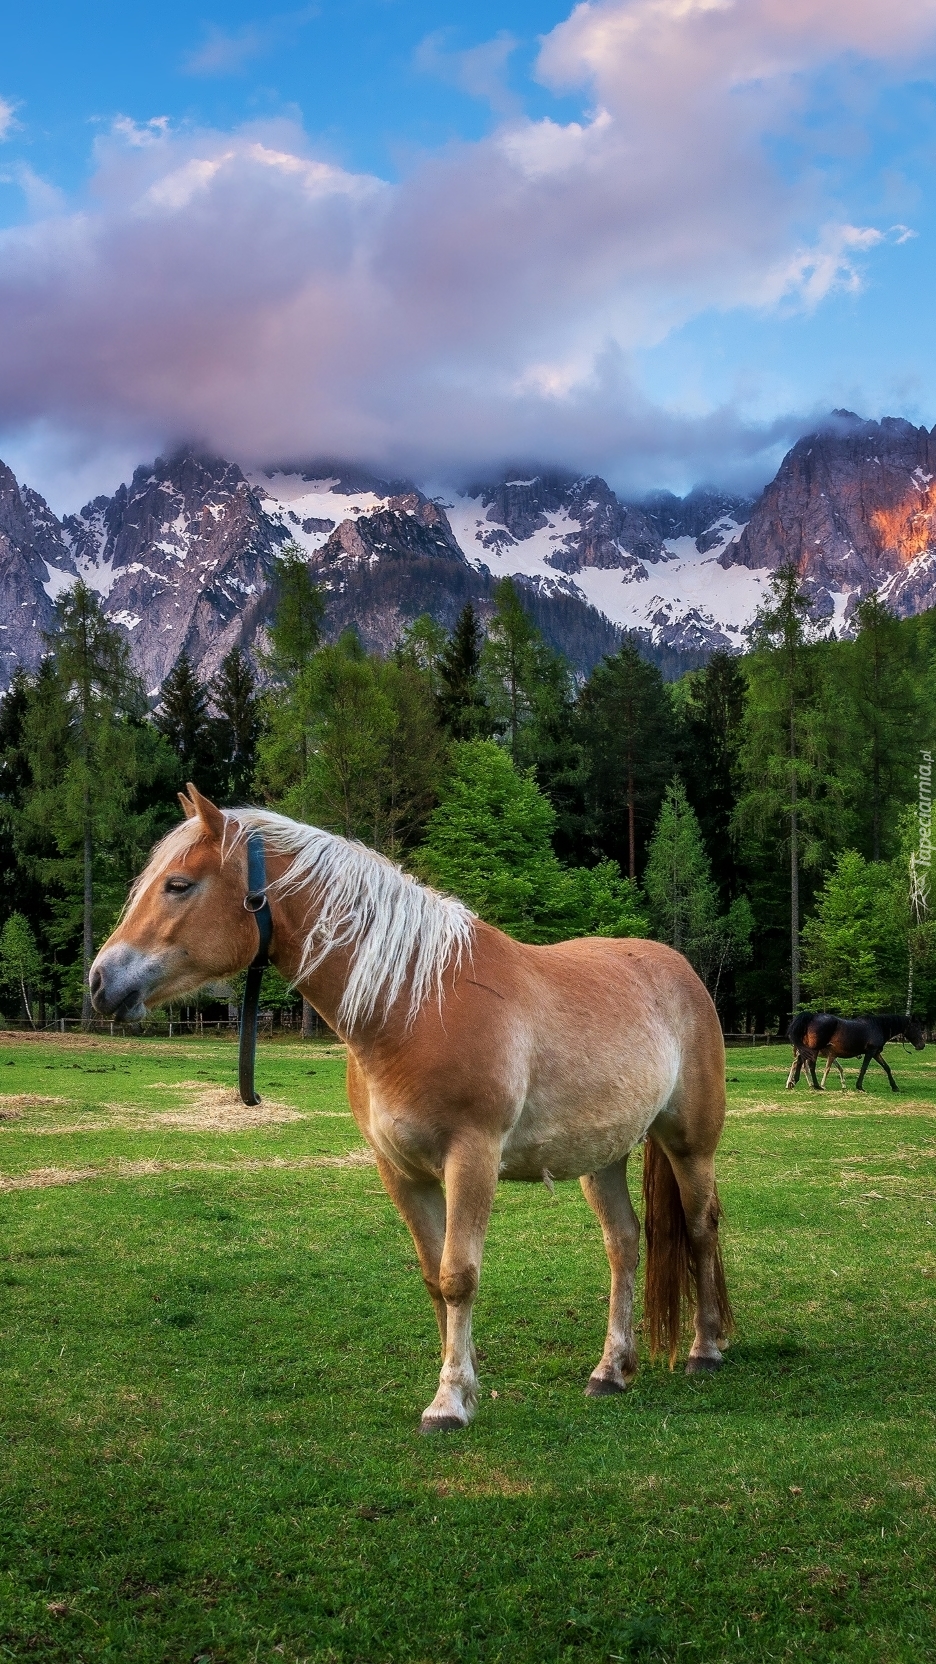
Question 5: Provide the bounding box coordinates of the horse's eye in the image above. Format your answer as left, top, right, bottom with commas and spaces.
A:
164, 877, 194, 896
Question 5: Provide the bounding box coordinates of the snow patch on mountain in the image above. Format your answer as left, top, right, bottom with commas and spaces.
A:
250, 471, 392, 560
437, 490, 764, 649
40, 563, 78, 601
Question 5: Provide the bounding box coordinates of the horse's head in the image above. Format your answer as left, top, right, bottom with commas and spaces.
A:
90, 785, 263, 1021
904, 1016, 927, 1051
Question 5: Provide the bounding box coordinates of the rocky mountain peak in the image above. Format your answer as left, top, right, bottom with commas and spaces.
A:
61, 448, 286, 694
721, 412, 936, 623
0, 463, 76, 684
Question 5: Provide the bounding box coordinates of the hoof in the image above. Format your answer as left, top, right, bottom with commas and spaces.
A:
585, 1374, 630, 1397
419, 1413, 469, 1434
686, 1354, 723, 1375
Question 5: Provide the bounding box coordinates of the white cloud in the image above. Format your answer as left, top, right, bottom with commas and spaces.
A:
0, 0, 933, 499
0, 98, 18, 141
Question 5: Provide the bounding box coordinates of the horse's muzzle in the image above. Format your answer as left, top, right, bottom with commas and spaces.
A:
89, 944, 164, 1022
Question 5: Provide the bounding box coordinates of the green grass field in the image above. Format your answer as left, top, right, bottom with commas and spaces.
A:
1, 1031, 935, 1663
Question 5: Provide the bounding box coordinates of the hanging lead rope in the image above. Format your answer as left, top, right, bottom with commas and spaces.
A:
238, 832, 274, 1106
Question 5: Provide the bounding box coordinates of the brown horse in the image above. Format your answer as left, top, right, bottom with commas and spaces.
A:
90, 786, 732, 1432
786, 1012, 925, 1093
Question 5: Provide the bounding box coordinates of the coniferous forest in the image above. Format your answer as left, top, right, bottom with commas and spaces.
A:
0, 548, 933, 1030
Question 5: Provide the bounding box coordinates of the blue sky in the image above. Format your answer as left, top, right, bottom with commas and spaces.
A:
1, 0, 936, 508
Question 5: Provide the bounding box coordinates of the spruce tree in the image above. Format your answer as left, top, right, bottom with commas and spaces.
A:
846, 596, 923, 862
417, 739, 646, 943
257, 632, 444, 857
24, 583, 148, 1023
682, 651, 746, 904
437, 604, 491, 740
266, 544, 324, 681
210, 648, 260, 804
799, 849, 912, 1015
644, 780, 752, 1007
480, 579, 575, 767
736, 564, 829, 1012
577, 641, 676, 879
155, 648, 212, 791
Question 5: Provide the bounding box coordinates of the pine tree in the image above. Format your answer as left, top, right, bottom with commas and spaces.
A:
682, 651, 746, 904
266, 544, 324, 681
846, 596, 923, 861
257, 633, 444, 856
154, 648, 212, 790
644, 779, 752, 1004
0, 666, 47, 928
736, 564, 832, 1012
210, 648, 260, 804
25, 583, 147, 1023
577, 641, 676, 879
436, 604, 491, 739
417, 740, 646, 944
480, 580, 572, 765
396, 614, 449, 698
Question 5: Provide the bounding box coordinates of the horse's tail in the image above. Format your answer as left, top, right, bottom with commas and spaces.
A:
642, 1135, 733, 1368
787, 1011, 813, 1048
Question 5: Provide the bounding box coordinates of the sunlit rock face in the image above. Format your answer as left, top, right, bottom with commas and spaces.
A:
721, 413, 936, 625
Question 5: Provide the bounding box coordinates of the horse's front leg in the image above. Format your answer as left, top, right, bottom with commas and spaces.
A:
375, 1156, 448, 1349
420, 1134, 499, 1434
581, 1158, 640, 1395
875, 1051, 900, 1092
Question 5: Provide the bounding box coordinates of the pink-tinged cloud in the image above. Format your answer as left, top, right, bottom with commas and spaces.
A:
0, 0, 934, 501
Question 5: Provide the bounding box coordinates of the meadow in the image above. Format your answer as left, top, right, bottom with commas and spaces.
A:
0, 1031, 934, 1663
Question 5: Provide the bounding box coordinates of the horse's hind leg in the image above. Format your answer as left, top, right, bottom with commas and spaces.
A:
375, 1156, 448, 1349
648, 1137, 732, 1373
419, 1133, 499, 1434
580, 1158, 640, 1395
819, 1055, 845, 1090
786, 1052, 802, 1089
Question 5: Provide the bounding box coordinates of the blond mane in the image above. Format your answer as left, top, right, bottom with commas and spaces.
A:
131, 808, 475, 1033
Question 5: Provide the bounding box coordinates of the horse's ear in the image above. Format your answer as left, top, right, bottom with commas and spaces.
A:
185, 783, 226, 841
178, 791, 198, 821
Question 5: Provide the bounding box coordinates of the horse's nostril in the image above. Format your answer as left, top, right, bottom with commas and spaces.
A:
89, 968, 103, 997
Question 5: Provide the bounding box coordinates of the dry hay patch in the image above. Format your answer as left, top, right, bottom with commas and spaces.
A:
148, 1082, 305, 1129
0, 1094, 67, 1121
1, 1164, 100, 1192
0, 1145, 376, 1192
727, 1097, 936, 1119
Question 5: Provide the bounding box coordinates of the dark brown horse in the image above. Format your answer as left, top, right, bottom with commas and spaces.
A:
786, 1012, 925, 1092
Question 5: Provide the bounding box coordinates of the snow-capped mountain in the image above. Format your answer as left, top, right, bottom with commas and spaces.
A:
3, 411, 936, 696
436, 475, 759, 654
